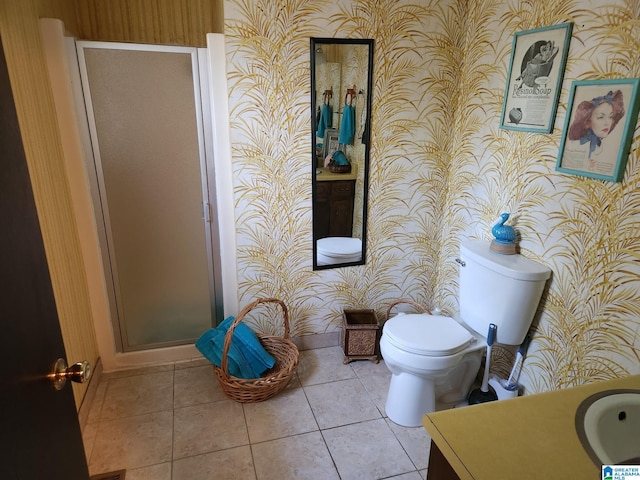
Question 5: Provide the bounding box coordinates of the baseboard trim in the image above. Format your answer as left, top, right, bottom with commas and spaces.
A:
292, 331, 340, 351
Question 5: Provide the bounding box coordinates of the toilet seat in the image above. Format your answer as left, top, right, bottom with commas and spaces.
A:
383, 314, 477, 356
317, 237, 361, 258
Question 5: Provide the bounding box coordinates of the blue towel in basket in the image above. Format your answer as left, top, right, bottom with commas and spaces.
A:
196, 316, 275, 379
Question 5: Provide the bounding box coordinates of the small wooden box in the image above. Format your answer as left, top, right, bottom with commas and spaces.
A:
341, 309, 379, 364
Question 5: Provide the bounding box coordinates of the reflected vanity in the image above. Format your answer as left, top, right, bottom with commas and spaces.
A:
311, 38, 374, 270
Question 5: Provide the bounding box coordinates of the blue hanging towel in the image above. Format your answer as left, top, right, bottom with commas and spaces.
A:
338, 104, 355, 145
316, 103, 332, 139
195, 316, 275, 379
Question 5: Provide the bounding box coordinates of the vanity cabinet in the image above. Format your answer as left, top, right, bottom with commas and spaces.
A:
422, 375, 640, 480
426, 443, 461, 480
314, 179, 355, 239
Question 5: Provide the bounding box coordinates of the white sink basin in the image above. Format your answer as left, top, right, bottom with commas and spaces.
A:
576, 389, 640, 465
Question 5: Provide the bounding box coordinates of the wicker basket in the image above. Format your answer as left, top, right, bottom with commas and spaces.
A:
213, 298, 299, 403
385, 298, 431, 321
329, 163, 351, 174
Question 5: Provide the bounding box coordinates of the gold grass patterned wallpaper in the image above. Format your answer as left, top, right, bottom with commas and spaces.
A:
223, 0, 640, 394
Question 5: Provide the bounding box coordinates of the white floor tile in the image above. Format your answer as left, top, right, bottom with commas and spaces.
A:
297, 346, 357, 386
252, 431, 340, 480
244, 386, 318, 443
125, 462, 172, 480
305, 377, 381, 429
173, 364, 228, 408
100, 371, 174, 420
355, 361, 392, 415
386, 418, 431, 470
385, 471, 425, 479
322, 418, 415, 480
172, 445, 255, 480
173, 400, 249, 459
86, 349, 430, 478
88, 410, 173, 475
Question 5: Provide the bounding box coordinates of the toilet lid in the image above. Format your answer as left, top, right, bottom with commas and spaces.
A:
383, 314, 476, 356
317, 237, 362, 257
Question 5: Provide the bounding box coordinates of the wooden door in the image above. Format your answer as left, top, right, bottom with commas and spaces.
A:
0, 36, 89, 479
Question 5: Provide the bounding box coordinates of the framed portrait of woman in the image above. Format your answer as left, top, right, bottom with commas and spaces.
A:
556, 79, 640, 182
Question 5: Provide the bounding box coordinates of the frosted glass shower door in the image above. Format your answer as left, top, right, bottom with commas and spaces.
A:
77, 42, 219, 351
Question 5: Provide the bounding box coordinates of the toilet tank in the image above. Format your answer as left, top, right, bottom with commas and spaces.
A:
459, 240, 551, 345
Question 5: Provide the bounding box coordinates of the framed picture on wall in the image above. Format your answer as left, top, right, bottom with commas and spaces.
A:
556, 78, 640, 182
500, 23, 573, 133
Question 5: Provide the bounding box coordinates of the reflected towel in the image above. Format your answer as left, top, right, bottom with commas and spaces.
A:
316, 103, 332, 139
338, 104, 355, 145
332, 150, 349, 165
196, 316, 275, 379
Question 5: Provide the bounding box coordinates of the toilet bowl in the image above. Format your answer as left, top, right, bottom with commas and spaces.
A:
316, 237, 362, 266
381, 240, 551, 427
380, 314, 484, 427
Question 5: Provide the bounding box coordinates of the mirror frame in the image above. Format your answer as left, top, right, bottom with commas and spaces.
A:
311, 38, 374, 270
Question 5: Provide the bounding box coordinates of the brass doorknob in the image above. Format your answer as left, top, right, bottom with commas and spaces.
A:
48, 358, 91, 391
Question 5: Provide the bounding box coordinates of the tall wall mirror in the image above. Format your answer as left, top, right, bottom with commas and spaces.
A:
311, 38, 374, 270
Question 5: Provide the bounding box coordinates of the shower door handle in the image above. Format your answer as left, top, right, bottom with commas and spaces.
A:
203, 202, 211, 223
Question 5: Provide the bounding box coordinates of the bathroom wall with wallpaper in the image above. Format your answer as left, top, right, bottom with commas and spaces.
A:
223, 0, 640, 394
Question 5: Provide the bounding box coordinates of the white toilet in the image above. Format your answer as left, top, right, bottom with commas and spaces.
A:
316, 237, 362, 266
380, 239, 551, 426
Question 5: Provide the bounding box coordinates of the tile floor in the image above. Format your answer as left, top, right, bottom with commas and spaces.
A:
82, 346, 431, 479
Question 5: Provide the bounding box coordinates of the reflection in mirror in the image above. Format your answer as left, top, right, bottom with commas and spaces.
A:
311, 38, 373, 270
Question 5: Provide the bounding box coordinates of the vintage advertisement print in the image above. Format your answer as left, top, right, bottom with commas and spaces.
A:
500, 23, 572, 133
556, 79, 640, 182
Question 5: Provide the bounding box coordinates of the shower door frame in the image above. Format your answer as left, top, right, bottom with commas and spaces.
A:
75, 40, 223, 352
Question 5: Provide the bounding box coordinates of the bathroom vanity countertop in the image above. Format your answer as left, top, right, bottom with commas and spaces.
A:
315, 165, 357, 181
423, 374, 640, 480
